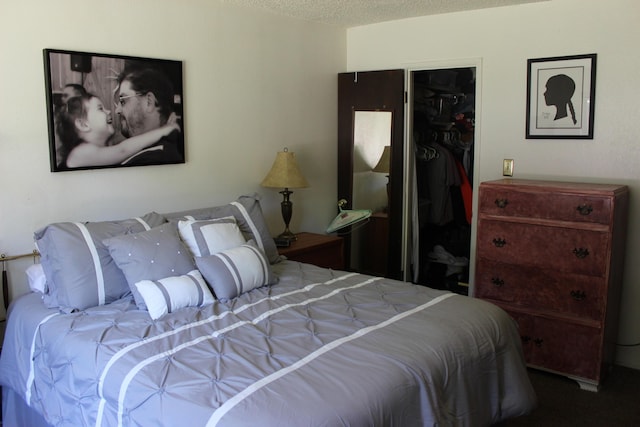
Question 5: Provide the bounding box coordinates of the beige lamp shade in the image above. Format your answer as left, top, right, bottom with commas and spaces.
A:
372, 145, 391, 174
261, 148, 308, 242
261, 148, 309, 189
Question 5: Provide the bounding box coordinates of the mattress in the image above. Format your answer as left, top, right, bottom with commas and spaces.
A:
0, 260, 536, 426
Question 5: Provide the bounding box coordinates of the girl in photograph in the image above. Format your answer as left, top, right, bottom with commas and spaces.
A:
56, 93, 180, 169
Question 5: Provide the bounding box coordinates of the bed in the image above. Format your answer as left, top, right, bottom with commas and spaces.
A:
0, 194, 536, 426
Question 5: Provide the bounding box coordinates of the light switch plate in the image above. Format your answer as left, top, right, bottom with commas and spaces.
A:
503, 159, 514, 176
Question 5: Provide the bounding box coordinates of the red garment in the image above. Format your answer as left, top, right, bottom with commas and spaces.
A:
454, 159, 472, 224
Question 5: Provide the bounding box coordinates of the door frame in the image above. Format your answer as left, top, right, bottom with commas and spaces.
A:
402, 58, 483, 291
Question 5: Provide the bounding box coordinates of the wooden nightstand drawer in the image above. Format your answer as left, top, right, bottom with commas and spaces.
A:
278, 232, 344, 270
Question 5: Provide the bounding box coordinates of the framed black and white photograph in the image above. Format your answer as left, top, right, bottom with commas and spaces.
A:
43, 49, 185, 172
526, 53, 596, 139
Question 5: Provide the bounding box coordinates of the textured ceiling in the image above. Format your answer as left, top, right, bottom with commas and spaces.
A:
221, 0, 548, 27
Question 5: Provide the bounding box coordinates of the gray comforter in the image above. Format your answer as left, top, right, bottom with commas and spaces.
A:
0, 261, 536, 426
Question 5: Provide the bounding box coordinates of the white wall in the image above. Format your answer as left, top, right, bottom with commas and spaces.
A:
0, 1, 345, 305
347, 0, 640, 369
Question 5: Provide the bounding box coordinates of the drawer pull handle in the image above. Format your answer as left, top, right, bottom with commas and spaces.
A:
576, 204, 593, 216
494, 198, 509, 208
533, 338, 544, 348
491, 277, 505, 287
573, 247, 590, 259
492, 238, 507, 247
521, 335, 531, 344
570, 290, 586, 301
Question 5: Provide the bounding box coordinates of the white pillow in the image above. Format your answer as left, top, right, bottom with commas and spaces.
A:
178, 216, 246, 257
133, 270, 214, 320
26, 263, 47, 294
195, 240, 276, 300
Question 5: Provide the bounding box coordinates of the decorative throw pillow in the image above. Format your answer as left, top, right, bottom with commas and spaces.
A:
178, 216, 246, 257
103, 222, 196, 310
195, 240, 276, 300
34, 212, 166, 313
164, 194, 280, 264
133, 270, 214, 320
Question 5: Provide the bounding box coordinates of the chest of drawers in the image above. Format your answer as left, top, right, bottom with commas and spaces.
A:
474, 179, 629, 391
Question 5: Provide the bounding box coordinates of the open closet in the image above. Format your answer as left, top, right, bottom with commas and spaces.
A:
411, 68, 476, 294
337, 65, 477, 293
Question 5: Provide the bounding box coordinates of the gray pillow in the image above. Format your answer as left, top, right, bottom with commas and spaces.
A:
164, 194, 280, 264
195, 240, 277, 300
34, 212, 166, 313
177, 216, 246, 257
103, 222, 196, 310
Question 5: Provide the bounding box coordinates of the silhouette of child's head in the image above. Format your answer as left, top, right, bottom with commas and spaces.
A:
544, 74, 577, 124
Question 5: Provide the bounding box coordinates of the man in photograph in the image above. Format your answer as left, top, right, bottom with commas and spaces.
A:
115, 67, 184, 166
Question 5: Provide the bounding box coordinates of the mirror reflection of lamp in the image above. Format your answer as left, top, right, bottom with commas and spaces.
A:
372, 145, 391, 212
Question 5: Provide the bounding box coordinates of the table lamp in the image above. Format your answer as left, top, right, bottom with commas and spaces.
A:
261, 148, 309, 242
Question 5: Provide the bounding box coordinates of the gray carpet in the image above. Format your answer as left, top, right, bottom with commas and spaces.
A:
497, 365, 640, 426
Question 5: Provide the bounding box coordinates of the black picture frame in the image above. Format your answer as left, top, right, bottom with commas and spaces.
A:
526, 53, 596, 139
43, 49, 185, 171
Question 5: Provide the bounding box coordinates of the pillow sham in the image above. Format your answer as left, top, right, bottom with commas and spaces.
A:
103, 222, 196, 310
164, 194, 280, 264
34, 212, 166, 313
26, 263, 47, 294
178, 216, 246, 257
134, 270, 214, 320
195, 239, 276, 300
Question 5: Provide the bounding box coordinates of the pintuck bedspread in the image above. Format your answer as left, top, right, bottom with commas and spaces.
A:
0, 260, 536, 427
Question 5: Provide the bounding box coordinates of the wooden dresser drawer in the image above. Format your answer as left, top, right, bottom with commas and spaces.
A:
477, 219, 610, 276
475, 260, 605, 320
507, 309, 602, 381
479, 183, 614, 225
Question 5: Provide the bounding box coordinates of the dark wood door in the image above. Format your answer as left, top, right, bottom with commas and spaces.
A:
337, 70, 405, 280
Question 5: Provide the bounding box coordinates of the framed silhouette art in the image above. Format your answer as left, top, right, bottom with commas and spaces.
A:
526, 53, 596, 139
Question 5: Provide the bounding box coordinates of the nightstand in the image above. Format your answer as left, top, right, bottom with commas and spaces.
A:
278, 232, 344, 270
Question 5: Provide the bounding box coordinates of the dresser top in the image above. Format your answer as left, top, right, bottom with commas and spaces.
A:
481, 179, 628, 196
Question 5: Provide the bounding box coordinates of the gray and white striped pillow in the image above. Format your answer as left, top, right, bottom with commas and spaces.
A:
164, 194, 280, 264
34, 212, 166, 313
195, 240, 276, 300
133, 270, 214, 320
178, 216, 246, 257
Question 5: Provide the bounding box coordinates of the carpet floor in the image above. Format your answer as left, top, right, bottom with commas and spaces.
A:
497, 365, 640, 426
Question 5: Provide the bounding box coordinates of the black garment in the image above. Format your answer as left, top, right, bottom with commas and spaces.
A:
121, 129, 184, 166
